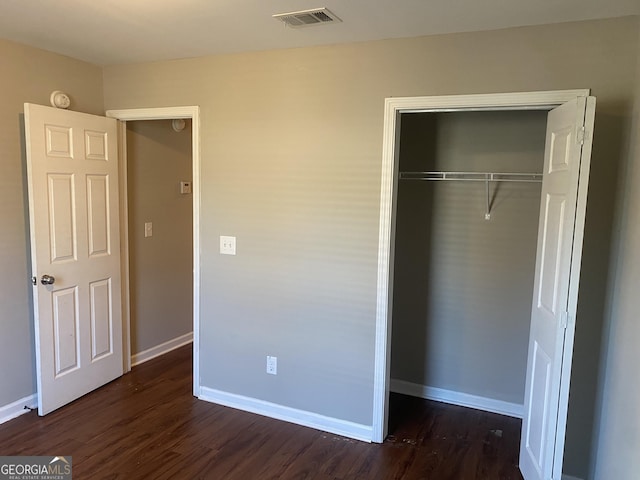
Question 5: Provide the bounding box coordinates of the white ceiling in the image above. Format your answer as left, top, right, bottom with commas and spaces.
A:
1, 0, 638, 66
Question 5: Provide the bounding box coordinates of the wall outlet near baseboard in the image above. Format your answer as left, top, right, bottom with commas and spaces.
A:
266, 356, 277, 375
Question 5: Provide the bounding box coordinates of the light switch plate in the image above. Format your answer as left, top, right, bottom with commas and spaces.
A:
144, 222, 153, 238
180, 181, 191, 194
220, 236, 236, 255
266, 356, 277, 375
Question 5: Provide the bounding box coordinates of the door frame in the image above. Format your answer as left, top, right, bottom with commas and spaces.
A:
372, 90, 590, 450
105, 106, 201, 397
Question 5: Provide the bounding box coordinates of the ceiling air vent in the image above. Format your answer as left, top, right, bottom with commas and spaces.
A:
273, 8, 341, 28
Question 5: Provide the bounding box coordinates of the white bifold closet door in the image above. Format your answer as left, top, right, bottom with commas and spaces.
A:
520, 96, 596, 480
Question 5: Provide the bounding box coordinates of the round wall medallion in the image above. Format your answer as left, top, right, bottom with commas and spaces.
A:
50, 91, 71, 109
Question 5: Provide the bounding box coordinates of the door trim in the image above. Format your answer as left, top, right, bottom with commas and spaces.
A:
373, 90, 589, 444
106, 106, 201, 397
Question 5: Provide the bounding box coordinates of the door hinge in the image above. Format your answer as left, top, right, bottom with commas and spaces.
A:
560, 311, 569, 330
577, 126, 586, 145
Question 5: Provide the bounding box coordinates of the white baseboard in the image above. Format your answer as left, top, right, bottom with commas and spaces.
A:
390, 379, 524, 419
131, 332, 193, 367
199, 386, 373, 442
562, 475, 585, 480
0, 394, 37, 425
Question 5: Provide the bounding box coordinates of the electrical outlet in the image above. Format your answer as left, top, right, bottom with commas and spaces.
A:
266, 356, 277, 375
220, 236, 236, 255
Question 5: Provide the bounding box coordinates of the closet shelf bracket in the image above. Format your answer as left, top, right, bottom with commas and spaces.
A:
485, 177, 491, 221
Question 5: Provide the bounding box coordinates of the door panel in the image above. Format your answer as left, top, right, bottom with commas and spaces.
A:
48, 174, 77, 262
526, 341, 551, 467
90, 278, 113, 360
538, 194, 566, 316
519, 96, 596, 480
85, 130, 108, 160
548, 127, 572, 173
25, 103, 123, 416
52, 287, 80, 376
87, 174, 111, 256
45, 125, 73, 158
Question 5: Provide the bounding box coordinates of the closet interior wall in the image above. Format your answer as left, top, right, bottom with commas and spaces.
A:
390, 110, 547, 408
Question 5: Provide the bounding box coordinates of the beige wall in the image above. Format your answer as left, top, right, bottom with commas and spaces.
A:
103, 17, 639, 477
593, 25, 640, 480
126, 120, 193, 355
0, 39, 104, 407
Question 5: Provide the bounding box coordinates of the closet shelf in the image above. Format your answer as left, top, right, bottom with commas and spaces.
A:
399, 171, 542, 221
399, 171, 542, 182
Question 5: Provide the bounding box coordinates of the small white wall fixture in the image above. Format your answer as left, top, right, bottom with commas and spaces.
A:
106, 106, 201, 397
373, 89, 589, 450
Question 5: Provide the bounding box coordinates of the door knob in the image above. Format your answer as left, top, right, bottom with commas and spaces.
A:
40, 274, 56, 285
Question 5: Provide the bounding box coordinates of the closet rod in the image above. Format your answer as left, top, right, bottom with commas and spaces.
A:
399, 171, 542, 182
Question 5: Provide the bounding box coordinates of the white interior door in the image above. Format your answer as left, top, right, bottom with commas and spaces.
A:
24, 103, 123, 415
520, 96, 596, 480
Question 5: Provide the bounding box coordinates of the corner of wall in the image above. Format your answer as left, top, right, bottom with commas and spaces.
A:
590, 19, 640, 480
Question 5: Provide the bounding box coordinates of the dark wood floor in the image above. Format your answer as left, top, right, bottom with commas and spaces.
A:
0, 346, 523, 479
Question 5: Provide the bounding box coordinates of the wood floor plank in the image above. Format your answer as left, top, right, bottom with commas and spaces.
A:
0, 345, 523, 479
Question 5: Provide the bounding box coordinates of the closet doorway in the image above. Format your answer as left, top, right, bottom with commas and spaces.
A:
372, 91, 595, 480
390, 108, 546, 417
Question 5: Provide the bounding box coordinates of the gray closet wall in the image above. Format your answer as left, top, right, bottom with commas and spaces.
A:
390, 110, 547, 405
